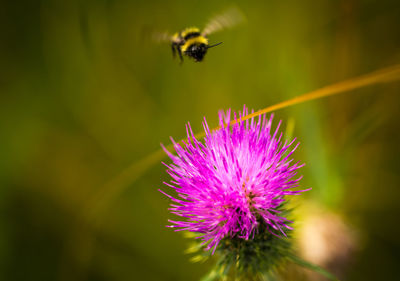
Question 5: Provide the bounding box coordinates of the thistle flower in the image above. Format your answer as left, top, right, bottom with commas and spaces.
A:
160, 105, 309, 254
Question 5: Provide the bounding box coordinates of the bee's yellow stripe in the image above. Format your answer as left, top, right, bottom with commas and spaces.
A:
181, 27, 200, 38
181, 36, 208, 52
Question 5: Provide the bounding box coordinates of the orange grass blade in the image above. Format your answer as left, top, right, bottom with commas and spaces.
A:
232, 64, 400, 125
86, 63, 400, 219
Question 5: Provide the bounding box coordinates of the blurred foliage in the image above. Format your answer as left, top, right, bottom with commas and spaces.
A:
0, 0, 400, 280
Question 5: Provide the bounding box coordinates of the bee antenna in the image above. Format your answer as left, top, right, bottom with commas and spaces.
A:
207, 42, 223, 49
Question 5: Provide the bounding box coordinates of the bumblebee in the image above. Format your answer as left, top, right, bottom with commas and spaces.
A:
171, 27, 222, 62
154, 7, 244, 63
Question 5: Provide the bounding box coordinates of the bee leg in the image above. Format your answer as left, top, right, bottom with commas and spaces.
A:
177, 47, 183, 63
171, 43, 176, 58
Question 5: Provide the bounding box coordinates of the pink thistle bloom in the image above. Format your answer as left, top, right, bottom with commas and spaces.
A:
160, 106, 309, 253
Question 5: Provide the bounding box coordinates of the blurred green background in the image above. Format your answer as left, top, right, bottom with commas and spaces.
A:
1, 0, 400, 280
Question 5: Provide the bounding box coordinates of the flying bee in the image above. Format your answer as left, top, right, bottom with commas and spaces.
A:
171, 27, 223, 62
153, 7, 244, 63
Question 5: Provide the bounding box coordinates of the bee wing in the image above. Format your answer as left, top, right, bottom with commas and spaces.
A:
202, 6, 245, 36
151, 31, 174, 43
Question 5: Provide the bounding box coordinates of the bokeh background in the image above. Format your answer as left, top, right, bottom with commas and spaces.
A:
1, 0, 400, 280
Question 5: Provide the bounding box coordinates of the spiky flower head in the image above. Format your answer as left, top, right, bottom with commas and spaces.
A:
160, 106, 308, 253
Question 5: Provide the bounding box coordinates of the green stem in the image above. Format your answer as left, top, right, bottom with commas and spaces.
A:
289, 254, 339, 281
